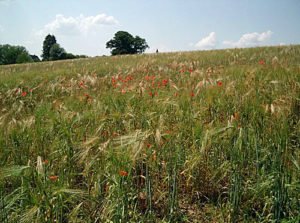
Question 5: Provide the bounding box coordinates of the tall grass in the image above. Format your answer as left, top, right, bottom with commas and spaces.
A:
0, 45, 299, 222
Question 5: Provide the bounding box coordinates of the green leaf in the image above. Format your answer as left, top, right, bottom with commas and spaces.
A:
0, 165, 30, 180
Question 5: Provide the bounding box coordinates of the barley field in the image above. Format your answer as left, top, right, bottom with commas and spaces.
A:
0, 46, 299, 222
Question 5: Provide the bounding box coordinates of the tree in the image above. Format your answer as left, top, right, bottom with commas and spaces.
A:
133, 36, 149, 54
30, 55, 41, 62
64, 53, 76, 60
49, 43, 66, 61
42, 34, 56, 61
106, 31, 149, 55
16, 52, 33, 64
41, 34, 87, 61
0, 44, 33, 65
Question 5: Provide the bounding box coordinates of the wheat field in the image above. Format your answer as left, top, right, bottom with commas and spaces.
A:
0, 46, 299, 222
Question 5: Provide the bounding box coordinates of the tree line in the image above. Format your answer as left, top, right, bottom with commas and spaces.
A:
0, 31, 149, 65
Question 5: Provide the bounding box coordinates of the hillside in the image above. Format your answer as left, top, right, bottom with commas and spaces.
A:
0, 46, 299, 222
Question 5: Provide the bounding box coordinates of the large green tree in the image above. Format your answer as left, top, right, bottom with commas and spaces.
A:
0, 44, 33, 65
42, 34, 57, 61
106, 31, 149, 55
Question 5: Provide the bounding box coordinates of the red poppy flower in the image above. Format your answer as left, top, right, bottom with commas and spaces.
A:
190, 92, 195, 97
84, 93, 91, 98
217, 81, 223, 87
162, 79, 168, 86
126, 75, 133, 81
21, 91, 27, 97
43, 160, 49, 165
79, 81, 87, 88
49, 175, 59, 182
119, 170, 128, 177
259, 59, 265, 65
151, 81, 156, 88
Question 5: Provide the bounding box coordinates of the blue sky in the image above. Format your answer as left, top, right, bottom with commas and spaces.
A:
0, 0, 299, 56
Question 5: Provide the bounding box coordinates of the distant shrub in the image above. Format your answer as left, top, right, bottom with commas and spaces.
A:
0, 44, 33, 65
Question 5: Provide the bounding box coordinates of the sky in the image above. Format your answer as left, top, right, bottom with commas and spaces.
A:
0, 0, 300, 57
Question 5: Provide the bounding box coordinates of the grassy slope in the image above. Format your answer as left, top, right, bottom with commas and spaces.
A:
0, 46, 299, 222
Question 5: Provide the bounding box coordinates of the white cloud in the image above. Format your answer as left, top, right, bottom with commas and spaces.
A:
195, 32, 216, 49
37, 13, 119, 36
223, 30, 273, 48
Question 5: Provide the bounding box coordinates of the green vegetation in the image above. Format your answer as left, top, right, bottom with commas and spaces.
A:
106, 31, 149, 55
0, 44, 33, 65
42, 34, 58, 61
0, 34, 88, 66
0, 45, 299, 222
42, 34, 88, 61
1, 30, 147, 66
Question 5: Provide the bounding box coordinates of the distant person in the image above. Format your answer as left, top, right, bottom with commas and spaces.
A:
156, 49, 159, 54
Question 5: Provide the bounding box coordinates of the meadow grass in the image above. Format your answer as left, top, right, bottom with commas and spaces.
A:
0, 45, 299, 222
